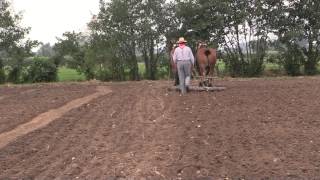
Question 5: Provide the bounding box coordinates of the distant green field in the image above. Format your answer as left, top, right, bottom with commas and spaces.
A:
56, 62, 319, 82
58, 67, 86, 82
138, 62, 145, 76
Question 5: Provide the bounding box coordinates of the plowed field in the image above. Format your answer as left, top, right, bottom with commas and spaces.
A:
1, 77, 320, 179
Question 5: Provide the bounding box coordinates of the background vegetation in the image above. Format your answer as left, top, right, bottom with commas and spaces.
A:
1, 0, 320, 84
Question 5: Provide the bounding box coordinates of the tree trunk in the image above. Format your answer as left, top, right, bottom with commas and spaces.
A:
304, 56, 317, 75
129, 30, 140, 81
0, 58, 5, 83
304, 36, 317, 75
130, 51, 140, 80
235, 25, 245, 75
143, 50, 150, 79
149, 39, 157, 80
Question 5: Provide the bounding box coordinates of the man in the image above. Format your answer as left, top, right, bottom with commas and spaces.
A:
172, 37, 195, 94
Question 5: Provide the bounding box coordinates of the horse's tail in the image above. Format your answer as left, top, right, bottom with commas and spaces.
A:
205, 49, 211, 57
205, 49, 211, 75
195, 57, 200, 76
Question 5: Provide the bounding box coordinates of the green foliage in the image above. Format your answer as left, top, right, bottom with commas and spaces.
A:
156, 56, 170, 79
24, 57, 57, 83
53, 31, 96, 80
268, 40, 304, 76
215, 60, 227, 77
89, 0, 141, 81
136, 0, 169, 80
272, 0, 320, 75
138, 62, 145, 78
53, 31, 83, 68
223, 55, 242, 77
87, 0, 173, 81
223, 55, 266, 77
282, 47, 304, 76
0, 1, 29, 50
171, 0, 271, 77
1, 0, 39, 83
82, 46, 98, 80
44, 0, 319, 81
96, 68, 112, 81
7, 67, 21, 83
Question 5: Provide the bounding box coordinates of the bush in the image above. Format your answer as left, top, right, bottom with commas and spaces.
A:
7, 66, 22, 83
304, 59, 318, 75
223, 55, 265, 77
157, 56, 170, 79
24, 57, 58, 83
281, 46, 303, 76
157, 66, 169, 79
224, 56, 238, 77
96, 67, 112, 81
247, 57, 265, 77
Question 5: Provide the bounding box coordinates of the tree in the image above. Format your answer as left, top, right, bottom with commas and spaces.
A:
91, 0, 141, 81
54, 31, 95, 79
216, 0, 279, 77
286, 0, 320, 75
174, 0, 223, 46
87, 23, 125, 81
172, 0, 274, 77
0, 0, 38, 83
266, 0, 320, 75
136, 0, 170, 80
6, 40, 38, 83
37, 43, 55, 57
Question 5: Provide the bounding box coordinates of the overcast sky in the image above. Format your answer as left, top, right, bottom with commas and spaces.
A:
12, 0, 100, 44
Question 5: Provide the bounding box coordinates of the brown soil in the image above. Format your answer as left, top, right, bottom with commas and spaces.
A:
0, 86, 111, 149
0, 83, 97, 134
1, 77, 320, 179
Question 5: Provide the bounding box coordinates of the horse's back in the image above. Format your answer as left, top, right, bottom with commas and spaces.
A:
208, 48, 217, 65
196, 48, 217, 65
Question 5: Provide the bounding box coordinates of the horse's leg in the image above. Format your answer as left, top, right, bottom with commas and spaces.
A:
199, 73, 203, 87
203, 66, 209, 87
199, 68, 205, 87
203, 71, 208, 87
208, 65, 215, 87
202, 71, 206, 87
172, 62, 179, 86
204, 73, 209, 87
175, 71, 179, 86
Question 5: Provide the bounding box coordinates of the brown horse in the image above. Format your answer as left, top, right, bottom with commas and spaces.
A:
169, 44, 179, 86
196, 42, 217, 87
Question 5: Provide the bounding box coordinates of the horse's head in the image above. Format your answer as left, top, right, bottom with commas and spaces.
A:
170, 43, 178, 58
172, 43, 178, 50
197, 41, 208, 49
169, 43, 178, 71
168, 39, 177, 50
